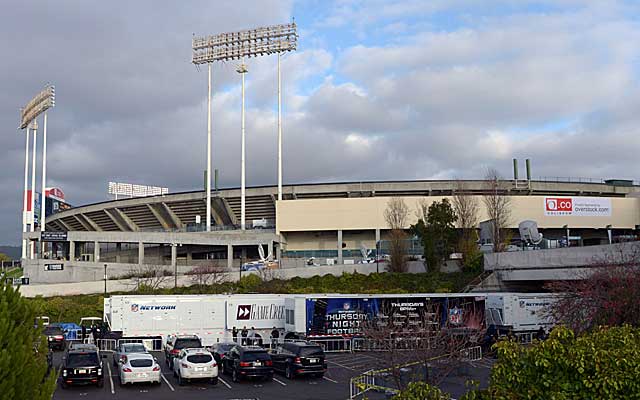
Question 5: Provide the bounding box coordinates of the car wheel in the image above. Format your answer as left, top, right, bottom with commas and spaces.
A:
210, 377, 218, 385
177, 373, 184, 386
232, 368, 239, 383
285, 364, 294, 380
60, 380, 68, 389
173, 369, 177, 378
264, 374, 273, 382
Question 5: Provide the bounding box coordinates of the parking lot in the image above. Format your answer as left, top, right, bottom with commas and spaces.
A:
52, 349, 492, 400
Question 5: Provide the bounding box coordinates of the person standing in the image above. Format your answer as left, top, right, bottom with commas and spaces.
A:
232, 326, 239, 344
270, 327, 280, 348
81, 325, 87, 342
241, 326, 248, 346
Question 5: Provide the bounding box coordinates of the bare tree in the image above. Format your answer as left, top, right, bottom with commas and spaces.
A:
452, 181, 480, 267
124, 265, 173, 291
384, 198, 410, 273
482, 168, 512, 252
358, 302, 483, 391
187, 262, 228, 287
545, 243, 640, 333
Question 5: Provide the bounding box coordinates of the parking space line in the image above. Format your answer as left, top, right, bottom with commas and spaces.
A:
273, 377, 287, 386
219, 377, 232, 389
106, 362, 115, 394
322, 376, 339, 384
161, 374, 175, 392
326, 360, 356, 371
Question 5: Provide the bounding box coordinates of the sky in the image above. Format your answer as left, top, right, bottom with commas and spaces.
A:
1, 0, 640, 245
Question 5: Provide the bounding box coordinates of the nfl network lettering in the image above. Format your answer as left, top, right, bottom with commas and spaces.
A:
130, 304, 176, 312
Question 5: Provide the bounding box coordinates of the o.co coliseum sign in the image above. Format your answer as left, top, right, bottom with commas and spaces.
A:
544, 197, 612, 217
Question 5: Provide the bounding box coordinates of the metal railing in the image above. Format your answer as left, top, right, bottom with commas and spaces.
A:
460, 345, 482, 362
350, 369, 377, 399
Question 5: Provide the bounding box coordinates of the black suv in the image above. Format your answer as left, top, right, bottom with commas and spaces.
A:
43, 325, 66, 351
271, 341, 327, 379
60, 343, 105, 388
165, 335, 203, 369
221, 345, 273, 382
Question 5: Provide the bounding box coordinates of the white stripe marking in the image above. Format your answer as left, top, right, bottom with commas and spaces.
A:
219, 377, 232, 389
273, 377, 287, 386
161, 374, 175, 392
326, 360, 356, 371
106, 362, 115, 394
323, 376, 338, 383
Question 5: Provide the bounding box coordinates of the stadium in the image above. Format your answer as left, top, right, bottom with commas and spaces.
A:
21, 173, 640, 290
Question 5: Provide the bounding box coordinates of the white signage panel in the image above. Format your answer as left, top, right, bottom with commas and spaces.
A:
544, 197, 612, 217
226, 299, 286, 330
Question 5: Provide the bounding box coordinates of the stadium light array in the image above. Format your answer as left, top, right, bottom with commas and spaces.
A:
19, 84, 56, 260
192, 22, 298, 231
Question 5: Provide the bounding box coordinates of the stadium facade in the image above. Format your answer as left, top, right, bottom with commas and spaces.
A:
22, 178, 640, 287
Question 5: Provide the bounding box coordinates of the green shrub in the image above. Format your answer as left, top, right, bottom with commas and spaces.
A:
462, 325, 640, 400
392, 382, 450, 400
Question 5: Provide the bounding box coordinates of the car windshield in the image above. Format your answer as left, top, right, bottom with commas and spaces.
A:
175, 339, 201, 349
123, 344, 146, 353
186, 354, 212, 364
241, 351, 270, 361
44, 327, 64, 335
130, 359, 153, 368
67, 352, 99, 368
215, 344, 234, 353
299, 346, 324, 357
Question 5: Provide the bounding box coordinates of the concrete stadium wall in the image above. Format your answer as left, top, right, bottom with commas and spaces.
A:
18, 262, 422, 298
276, 196, 640, 232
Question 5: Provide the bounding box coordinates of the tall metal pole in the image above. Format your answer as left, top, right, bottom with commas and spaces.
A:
206, 63, 212, 232
277, 53, 283, 201
237, 61, 248, 230
22, 126, 30, 259
40, 112, 48, 233
30, 120, 38, 258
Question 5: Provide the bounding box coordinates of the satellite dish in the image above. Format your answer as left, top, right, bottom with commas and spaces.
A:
519, 220, 543, 244
258, 244, 273, 262
360, 244, 372, 259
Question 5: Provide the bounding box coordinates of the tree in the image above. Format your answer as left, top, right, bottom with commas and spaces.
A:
0, 252, 11, 262
187, 262, 228, 289
452, 182, 480, 268
462, 326, 640, 400
384, 198, 410, 273
0, 276, 57, 399
545, 243, 640, 333
482, 168, 511, 252
413, 199, 458, 271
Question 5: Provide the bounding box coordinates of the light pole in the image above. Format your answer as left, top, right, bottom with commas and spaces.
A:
206, 64, 212, 232
103, 263, 107, 296
237, 61, 248, 230
563, 224, 570, 247
19, 85, 55, 260
277, 53, 283, 201
22, 125, 30, 259
192, 23, 297, 231
30, 120, 37, 258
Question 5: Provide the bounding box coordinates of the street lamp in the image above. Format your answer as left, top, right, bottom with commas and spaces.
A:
192, 23, 298, 230
19, 84, 55, 259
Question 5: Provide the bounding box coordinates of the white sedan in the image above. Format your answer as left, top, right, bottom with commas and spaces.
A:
118, 353, 161, 386
172, 348, 218, 386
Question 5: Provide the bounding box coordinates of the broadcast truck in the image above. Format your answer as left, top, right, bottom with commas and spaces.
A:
104, 294, 287, 347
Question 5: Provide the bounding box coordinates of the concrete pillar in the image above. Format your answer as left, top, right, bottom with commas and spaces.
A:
186, 249, 193, 265
268, 240, 274, 260
116, 243, 122, 263
138, 242, 144, 265
171, 244, 177, 274
337, 230, 343, 265
375, 228, 381, 244
69, 241, 75, 261
94, 241, 100, 262
227, 244, 233, 270
276, 242, 281, 262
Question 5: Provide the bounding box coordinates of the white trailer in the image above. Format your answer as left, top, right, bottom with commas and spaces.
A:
485, 293, 557, 334
104, 294, 287, 347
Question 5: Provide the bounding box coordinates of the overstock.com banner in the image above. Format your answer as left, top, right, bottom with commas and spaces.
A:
544, 197, 612, 217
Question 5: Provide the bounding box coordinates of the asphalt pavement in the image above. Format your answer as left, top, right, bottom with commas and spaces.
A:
51, 349, 492, 400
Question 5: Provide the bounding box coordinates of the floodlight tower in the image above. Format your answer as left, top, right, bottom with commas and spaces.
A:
236, 61, 248, 229
192, 23, 298, 231
19, 85, 55, 259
